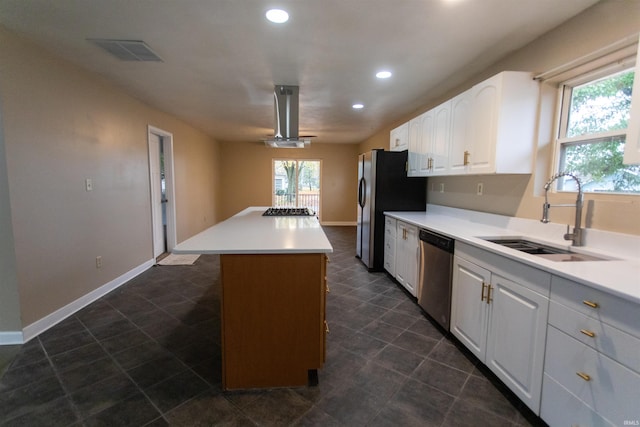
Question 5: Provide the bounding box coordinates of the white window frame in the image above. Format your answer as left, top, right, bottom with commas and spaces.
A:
271, 159, 322, 218
551, 56, 637, 194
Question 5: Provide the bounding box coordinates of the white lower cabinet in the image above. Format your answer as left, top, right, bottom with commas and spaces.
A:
485, 273, 549, 409
383, 217, 396, 276
451, 242, 550, 413
395, 221, 419, 296
541, 275, 640, 426
541, 374, 612, 427
450, 256, 490, 358
383, 216, 419, 297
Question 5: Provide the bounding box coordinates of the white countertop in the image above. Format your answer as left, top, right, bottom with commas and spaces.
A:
173, 207, 333, 255
386, 206, 640, 304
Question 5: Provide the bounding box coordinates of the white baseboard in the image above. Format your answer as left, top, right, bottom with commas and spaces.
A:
20, 258, 155, 343
320, 221, 356, 226
0, 331, 24, 345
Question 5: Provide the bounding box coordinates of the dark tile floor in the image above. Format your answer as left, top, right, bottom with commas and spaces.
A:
0, 226, 546, 426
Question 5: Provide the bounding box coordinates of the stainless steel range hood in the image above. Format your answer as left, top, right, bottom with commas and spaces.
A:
264, 85, 311, 148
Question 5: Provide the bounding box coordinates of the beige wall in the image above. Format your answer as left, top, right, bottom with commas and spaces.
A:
359, 0, 640, 235
218, 141, 359, 223
0, 26, 221, 327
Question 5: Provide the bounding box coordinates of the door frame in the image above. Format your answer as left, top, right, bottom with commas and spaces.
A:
147, 125, 177, 256
271, 159, 322, 221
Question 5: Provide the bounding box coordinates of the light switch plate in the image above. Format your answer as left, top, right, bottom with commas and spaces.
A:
85, 178, 93, 192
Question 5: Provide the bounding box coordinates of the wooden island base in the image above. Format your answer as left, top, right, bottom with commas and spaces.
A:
220, 253, 327, 390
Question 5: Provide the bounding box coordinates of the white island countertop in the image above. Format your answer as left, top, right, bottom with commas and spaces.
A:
386, 206, 640, 304
172, 207, 333, 255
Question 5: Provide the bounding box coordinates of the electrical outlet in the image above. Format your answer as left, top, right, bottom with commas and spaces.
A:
439, 183, 445, 193
477, 182, 484, 196
85, 178, 93, 192
96, 256, 102, 269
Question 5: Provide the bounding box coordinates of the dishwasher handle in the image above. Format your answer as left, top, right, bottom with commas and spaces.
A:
419, 229, 454, 253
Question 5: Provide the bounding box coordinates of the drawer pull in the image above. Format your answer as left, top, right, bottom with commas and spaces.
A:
579, 329, 595, 338
481, 282, 487, 301
576, 372, 591, 381
582, 300, 598, 309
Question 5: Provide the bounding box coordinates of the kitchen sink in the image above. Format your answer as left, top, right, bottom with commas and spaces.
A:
484, 238, 608, 262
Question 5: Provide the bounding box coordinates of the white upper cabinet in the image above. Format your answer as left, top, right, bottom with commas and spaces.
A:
623, 35, 640, 165
430, 100, 451, 175
417, 110, 434, 175
418, 101, 451, 176
466, 72, 539, 174
448, 91, 472, 174
401, 71, 540, 177
407, 115, 423, 176
390, 122, 409, 152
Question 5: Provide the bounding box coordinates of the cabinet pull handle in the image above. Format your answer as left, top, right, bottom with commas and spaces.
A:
325, 321, 330, 334
486, 284, 493, 304
481, 283, 487, 301
579, 329, 595, 338
463, 150, 470, 166
582, 300, 598, 309
326, 283, 330, 293
576, 372, 591, 381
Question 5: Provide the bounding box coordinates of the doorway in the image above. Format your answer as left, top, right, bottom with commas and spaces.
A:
272, 159, 321, 217
148, 126, 177, 260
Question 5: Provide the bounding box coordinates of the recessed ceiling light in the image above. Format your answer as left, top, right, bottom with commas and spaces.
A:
352, 103, 364, 109
376, 70, 392, 79
266, 9, 289, 23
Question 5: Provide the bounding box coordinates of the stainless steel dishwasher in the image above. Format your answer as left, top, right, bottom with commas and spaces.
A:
418, 229, 455, 331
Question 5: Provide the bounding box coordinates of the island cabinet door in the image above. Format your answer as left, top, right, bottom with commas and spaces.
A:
220, 252, 325, 390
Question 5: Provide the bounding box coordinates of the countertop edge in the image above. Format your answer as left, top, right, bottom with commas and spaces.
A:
172, 207, 334, 255
385, 210, 640, 304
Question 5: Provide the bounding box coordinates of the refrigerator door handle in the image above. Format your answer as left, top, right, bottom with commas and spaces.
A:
358, 178, 366, 208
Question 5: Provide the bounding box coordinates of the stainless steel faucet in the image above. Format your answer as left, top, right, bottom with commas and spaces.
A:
541, 172, 584, 246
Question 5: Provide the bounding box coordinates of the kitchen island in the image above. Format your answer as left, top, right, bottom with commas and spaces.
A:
173, 207, 333, 390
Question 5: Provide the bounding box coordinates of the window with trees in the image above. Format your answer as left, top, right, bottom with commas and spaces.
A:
272, 160, 321, 213
555, 65, 639, 193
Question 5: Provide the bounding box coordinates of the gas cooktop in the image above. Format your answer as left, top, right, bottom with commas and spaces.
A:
262, 207, 315, 217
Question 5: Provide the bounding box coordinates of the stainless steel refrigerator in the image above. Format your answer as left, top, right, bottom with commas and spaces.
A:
356, 149, 427, 271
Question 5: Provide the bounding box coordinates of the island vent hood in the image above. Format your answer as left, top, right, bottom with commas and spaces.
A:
264, 85, 313, 148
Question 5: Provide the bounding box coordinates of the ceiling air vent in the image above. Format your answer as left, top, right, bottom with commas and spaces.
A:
88, 39, 163, 62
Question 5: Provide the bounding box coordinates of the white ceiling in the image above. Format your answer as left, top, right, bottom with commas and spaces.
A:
0, 0, 600, 144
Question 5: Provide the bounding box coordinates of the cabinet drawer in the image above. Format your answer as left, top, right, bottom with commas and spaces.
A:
544, 326, 640, 425
551, 276, 640, 339
541, 374, 613, 427
383, 258, 394, 274
385, 217, 397, 238
548, 300, 640, 374
385, 237, 396, 256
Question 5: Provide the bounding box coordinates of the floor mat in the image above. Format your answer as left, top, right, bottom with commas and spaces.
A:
157, 253, 200, 265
